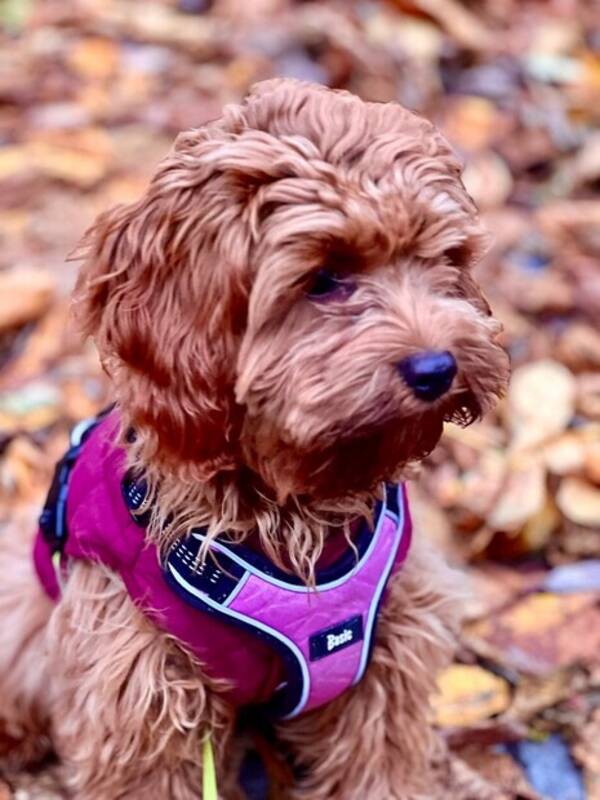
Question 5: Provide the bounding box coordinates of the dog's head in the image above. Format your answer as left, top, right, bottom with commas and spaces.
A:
75, 79, 509, 503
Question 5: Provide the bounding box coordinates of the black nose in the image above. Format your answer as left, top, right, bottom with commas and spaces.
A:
398, 351, 457, 401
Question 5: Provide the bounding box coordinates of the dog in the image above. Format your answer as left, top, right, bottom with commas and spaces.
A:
0, 79, 508, 799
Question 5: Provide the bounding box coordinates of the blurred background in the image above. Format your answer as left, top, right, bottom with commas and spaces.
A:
0, 0, 598, 798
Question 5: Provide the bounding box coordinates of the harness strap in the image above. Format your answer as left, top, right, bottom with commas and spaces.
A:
39, 407, 114, 564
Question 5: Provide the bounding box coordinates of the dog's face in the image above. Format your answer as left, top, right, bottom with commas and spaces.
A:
76, 80, 509, 502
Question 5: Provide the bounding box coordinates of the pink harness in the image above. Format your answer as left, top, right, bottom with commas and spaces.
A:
34, 412, 412, 717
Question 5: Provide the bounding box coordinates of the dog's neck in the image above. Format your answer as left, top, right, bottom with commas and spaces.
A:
123, 428, 377, 584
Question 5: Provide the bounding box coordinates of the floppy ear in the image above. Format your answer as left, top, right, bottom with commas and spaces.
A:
73, 132, 253, 477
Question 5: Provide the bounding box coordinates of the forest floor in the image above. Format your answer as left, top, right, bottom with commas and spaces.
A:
0, 1, 599, 797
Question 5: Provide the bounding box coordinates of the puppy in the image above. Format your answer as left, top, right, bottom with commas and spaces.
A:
0, 79, 508, 799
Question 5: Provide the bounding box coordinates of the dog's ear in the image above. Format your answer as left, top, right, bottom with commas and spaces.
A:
73, 133, 253, 477
444, 224, 493, 317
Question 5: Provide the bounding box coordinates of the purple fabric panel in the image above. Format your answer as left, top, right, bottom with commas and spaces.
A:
126, 543, 282, 706
394, 483, 413, 567
228, 512, 402, 713
64, 415, 143, 571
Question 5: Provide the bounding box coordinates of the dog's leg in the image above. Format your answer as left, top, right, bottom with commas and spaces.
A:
0, 516, 54, 765
47, 561, 237, 800
278, 536, 463, 800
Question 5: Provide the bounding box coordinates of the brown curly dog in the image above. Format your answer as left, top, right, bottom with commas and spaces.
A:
0, 79, 508, 799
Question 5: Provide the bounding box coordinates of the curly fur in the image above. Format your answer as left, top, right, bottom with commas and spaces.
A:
0, 79, 508, 798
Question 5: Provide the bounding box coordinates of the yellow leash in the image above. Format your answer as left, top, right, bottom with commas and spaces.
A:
203, 733, 218, 799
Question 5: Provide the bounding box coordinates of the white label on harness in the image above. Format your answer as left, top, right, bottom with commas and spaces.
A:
309, 615, 364, 661
327, 629, 353, 651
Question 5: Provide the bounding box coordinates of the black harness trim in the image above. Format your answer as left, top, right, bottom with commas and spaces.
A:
38, 406, 114, 554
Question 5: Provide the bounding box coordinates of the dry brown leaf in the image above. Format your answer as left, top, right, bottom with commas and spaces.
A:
455, 745, 541, 800
557, 323, 600, 371
457, 449, 506, 521
573, 708, 600, 800
433, 664, 511, 728
214, 0, 288, 22
465, 592, 600, 675
574, 131, 600, 187
543, 433, 586, 475
536, 201, 600, 254
97, 1, 222, 54
577, 372, 600, 419
0, 209, 29, 239
442, 96, 508, 151
0, 144, 31, 180
488, 457, 546, 531
464, 564, 545, 621
507, 360, 576, 450
510, 668, 589, 722
531, 18, 582, 55
68, 37, 120, 81
462, 152, 513, 211
0, 382, 62, 434
0, 436, 51, 502
0, 302, 73, 387
519, 499, 561, 551
584, 439, 600, 484
391, 0, 494, 50
0, 269, 56, 333
28, 140, 110, 188
556, 477, 600, 527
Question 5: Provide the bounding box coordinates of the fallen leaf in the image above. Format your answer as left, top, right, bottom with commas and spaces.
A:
519, 499, 561, 551
556, 522, 600, 561
0, 269, 56, 333
444, 717, 528, 749
391, 0, 494, 50
510, 668, 589, 722
433, 664, 511, 728
544, 433, 586, 475
577, 372, 600, 419
0, 436, 51, 502
458, 449, 507, 521
0, 302, 73, 387
572, 709, 600, 800
556, 477, 600, 528
68, 37, 120, 81
464, 563, 546, 620
462, 152, 513, 210
584, 438, 600, 484
366, 12, 444, 61
574, 131, 600, 187
0, 382, 62, 434
0, 144, 32, 180
530, 18, 582, 56
488, 457, 546, 532
28, 140, 110, 188
442, 96, 508, 152
465, 592, 600, 675
507, 360, 576, 450
456, 744, 541, 800
536, 201, 600, 256
557, 323, 600, 372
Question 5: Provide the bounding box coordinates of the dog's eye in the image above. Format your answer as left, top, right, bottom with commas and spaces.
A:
307, 269, 355, 301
